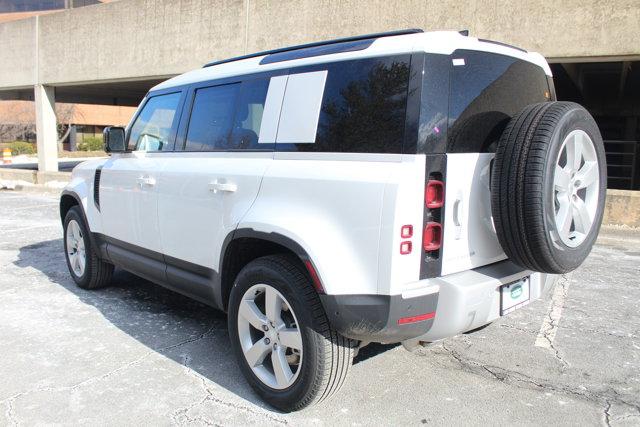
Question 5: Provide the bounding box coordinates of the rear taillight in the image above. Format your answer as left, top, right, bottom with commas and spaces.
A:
423, 222, 442, 251
425, 180, 444, 209
420, 158, 446, 279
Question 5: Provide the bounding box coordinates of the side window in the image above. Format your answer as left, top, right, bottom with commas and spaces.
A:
128, 92, 181, 151
276, 55, 411, 153
448, 50, 550, 152
229, 78, 270, 149
183, 78, 272, 151
184, 84, 239, 151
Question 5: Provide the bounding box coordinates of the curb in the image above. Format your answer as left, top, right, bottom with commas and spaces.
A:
0, 169, 70, 195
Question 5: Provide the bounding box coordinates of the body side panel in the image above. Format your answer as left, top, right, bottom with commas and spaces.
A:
377, 154, 426, 295
239, 152, 397, 296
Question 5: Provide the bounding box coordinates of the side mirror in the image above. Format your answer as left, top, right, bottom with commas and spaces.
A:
103, 126, 126, 153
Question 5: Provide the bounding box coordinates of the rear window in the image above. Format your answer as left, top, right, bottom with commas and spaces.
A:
447, 50, 550, 153
276, 55, 411, 154
184, 84, 239, 151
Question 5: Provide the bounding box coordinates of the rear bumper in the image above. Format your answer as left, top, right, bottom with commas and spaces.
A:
409, 260, 558, 343
320, 289, 439, 343
320, 260, 558, 344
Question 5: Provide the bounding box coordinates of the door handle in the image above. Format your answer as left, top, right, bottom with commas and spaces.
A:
208, 181, 237, 193
453, 193, 463, 240
137, 176, 156, 188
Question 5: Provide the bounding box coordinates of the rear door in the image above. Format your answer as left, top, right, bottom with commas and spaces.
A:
440, 50, 551, 275
154, 73, 283, 302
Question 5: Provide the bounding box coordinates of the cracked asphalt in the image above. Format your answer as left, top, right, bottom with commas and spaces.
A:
1, 190, 639, 426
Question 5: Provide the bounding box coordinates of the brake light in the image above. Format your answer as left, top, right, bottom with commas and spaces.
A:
425, 180, 444, 209
420, 165, 445, 279
423, 222, 442, 251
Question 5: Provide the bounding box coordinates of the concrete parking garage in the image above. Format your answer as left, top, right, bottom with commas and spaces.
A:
0, 190, 638, 425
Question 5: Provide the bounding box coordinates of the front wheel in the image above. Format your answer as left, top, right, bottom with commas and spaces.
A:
228, 255, 355, 412
63, 206, 114, 289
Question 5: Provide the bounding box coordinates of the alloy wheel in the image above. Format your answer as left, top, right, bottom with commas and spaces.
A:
553, 129, 600, 247
236, 283, 303, 390
66, 219, 86, 277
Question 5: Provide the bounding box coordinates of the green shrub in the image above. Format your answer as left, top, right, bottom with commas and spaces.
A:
8, 141, 36, 155
78, 136, 104, 152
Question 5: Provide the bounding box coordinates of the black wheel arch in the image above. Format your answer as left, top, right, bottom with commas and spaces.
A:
60, 190, 101, 254
218, 228, 324, 312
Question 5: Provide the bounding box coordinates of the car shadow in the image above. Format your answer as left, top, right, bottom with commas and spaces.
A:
14, 238, 396, 411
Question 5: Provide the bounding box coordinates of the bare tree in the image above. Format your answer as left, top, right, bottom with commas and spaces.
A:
0, 101, 35, 143
0, 101, 84, 151
56, 103, 82, 150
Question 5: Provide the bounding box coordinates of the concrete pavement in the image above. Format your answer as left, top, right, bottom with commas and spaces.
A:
0, 190, 639, 426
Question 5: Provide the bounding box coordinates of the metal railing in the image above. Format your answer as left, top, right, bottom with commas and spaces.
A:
604, 140, 638, 190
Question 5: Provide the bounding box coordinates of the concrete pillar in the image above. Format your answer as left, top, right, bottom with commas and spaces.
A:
34, 84, 58, 172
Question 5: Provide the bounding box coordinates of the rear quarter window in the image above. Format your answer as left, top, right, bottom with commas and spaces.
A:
447, 50, 550, 153
276, 55, 411, 154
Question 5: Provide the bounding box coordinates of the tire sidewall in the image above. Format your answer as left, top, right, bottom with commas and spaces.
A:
63, 207, 91, 287
227, 258, 321, 410
540, 106, 607, 270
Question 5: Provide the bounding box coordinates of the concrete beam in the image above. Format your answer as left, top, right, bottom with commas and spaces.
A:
34, 84, 58, 172
0, 0, 639, 92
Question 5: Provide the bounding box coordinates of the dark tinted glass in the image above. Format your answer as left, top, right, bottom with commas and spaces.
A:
184, 84, 239, 151
278, 55, 411, 153
418, 54, 450, 154
128, 92, 181, 151
448, 50, 550, 153
228, 78, 270, 149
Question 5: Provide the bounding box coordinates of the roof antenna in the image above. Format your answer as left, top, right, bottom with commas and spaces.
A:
459, 30, 469, 36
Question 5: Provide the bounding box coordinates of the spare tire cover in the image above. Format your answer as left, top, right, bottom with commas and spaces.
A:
491, 101, 607, 274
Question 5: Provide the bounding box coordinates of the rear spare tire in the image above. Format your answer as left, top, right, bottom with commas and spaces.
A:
491, 102, 606, 274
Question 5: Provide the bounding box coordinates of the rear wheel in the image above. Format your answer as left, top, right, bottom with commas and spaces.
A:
228, 255, 355, 412
63, 206, 114, 289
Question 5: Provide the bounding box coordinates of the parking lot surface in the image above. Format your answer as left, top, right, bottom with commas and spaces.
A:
1, 190, 639, 426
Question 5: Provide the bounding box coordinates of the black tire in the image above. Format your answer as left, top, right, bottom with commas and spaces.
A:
228, 255, 356, 412
491, 101, 607, 274
63, 206, 114, 289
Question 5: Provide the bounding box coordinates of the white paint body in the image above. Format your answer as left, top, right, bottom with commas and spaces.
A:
440, 153, 507, 276
63, 30, 558, 343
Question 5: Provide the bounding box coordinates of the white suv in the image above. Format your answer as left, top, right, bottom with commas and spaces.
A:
60, 29, 606, 411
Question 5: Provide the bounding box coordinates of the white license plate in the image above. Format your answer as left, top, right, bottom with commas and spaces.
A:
500, 277, 530, 316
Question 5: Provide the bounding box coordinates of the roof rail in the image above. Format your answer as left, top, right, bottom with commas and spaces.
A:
203, 28, 424, 68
